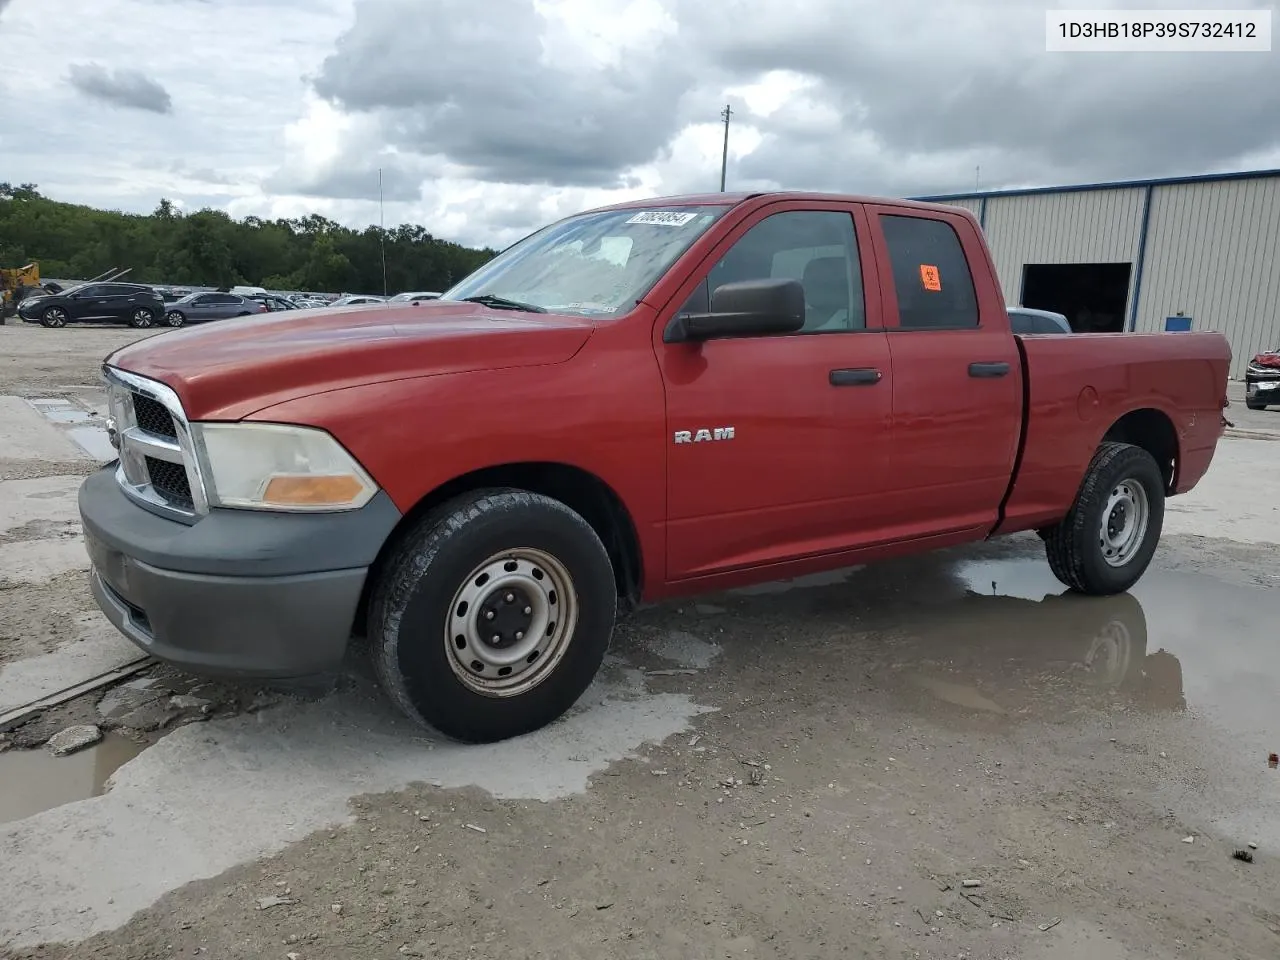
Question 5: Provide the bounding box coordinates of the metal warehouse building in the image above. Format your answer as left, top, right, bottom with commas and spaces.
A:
913, 169, 1280, 379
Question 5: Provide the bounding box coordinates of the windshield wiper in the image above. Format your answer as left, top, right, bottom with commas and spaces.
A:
457, 294, 547, 314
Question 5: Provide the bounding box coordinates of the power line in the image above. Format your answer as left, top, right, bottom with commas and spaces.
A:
719, 104, 733, 192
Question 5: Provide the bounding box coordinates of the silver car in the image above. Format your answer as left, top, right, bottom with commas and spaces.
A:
1007, 306, 1072, 335
163, 292, 266, 328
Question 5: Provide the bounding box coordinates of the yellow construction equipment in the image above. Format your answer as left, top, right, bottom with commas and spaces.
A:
1, 262, 41, 318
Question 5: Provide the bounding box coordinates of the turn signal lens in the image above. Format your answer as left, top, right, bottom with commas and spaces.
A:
262, 474, 367, 506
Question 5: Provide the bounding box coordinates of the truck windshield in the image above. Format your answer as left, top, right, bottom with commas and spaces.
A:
440, 205, 731, 317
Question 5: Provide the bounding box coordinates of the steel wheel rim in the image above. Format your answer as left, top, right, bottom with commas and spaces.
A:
444, 547, 579, 697
1099, 479, 1149, 567
46, 308, 66, 327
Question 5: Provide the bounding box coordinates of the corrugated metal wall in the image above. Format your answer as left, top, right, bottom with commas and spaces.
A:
1136, 177, 1280, 377
934, 198, 982, 217
981, 189, 1146, 312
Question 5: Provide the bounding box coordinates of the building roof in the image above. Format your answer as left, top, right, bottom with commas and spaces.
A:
911, 167, 1280, 202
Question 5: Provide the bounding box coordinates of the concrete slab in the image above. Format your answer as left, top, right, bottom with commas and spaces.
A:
0, 537, 89, 586
0, 397, 87, 462
0, 616, 140, 715
1164, 436, 1280, 544
0, 476, 83, 537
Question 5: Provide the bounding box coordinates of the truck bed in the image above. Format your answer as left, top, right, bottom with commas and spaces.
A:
997, 330, 1232, 534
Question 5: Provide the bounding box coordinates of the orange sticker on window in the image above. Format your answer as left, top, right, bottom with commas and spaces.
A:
920, 264, 941, 291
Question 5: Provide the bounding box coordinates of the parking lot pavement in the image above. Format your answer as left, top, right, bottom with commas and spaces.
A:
1, 320, 1279, 960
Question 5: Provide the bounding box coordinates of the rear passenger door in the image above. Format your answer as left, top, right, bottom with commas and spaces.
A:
97, 284, 137, 322
864, 206, 1023, 537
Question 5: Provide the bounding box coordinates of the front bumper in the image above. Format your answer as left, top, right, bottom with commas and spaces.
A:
78, 465, 402, 678
1245, 371, 1280, 404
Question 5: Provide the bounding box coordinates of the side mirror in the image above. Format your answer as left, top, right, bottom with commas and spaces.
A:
664, 278, 805, 343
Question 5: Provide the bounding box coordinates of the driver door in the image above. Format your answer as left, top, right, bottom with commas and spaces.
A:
655, 201, 895, 582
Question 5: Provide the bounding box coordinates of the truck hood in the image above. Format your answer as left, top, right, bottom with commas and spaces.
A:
106, 301, 595, 420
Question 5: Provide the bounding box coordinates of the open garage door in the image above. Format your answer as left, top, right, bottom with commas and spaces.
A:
1020, 263, 1131, 333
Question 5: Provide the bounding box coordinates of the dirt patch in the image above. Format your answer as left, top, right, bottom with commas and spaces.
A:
0, 573, 100, 665
0, 323, 158, 397
11, 683, 1277, 960
6, 535, 1280, 959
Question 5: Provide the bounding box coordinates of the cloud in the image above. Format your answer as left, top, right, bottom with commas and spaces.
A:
67, 62, 174, 114
3, 0, 1278, 252
310, 0, 692, 187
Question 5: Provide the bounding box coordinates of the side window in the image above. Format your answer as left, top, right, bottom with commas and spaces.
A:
681, 210, 865, 333
879, 215, 978, 329
193, 294, 216, 304
77, 285, 105, 297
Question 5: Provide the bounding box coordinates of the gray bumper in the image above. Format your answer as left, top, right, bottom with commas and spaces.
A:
78, 466, 402, 678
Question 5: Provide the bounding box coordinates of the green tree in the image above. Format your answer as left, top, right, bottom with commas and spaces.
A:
0, 185, 497, 293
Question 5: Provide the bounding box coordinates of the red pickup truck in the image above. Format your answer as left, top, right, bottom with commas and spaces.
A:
80, 192, 1231, 743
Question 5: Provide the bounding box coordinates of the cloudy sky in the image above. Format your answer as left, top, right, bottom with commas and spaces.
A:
1, 0, 1277, 249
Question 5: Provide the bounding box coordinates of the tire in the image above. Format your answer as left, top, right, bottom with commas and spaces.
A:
165, 311, 186, 328
368, 488, 617, 743
128, 307, 154, 329
41, 306, 68, 328
1043, 441, 1165, 596
1245, 397, 1267, 410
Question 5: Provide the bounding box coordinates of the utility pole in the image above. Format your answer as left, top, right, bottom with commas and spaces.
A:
975, 165, 981, 190
378, 168, 388, 297
719, 104, 733, 192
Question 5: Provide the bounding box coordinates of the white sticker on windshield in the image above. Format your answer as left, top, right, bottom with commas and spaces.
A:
626, 210, 698, 227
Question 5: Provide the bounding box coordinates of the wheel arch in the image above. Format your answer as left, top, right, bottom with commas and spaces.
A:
1099, 407, 1180, 492
353, 461, 644, 636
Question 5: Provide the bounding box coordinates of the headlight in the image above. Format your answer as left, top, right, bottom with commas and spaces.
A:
191, 422, 378, 512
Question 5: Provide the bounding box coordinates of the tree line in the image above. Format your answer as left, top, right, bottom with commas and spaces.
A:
0, 183, 500, 294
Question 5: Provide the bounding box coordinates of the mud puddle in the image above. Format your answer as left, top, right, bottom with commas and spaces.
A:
0, 732, 145, 824
709, 540, 1280, 851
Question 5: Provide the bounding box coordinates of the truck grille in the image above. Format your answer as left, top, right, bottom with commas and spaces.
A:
132, 393, 178, 440
104, 366, 207, 520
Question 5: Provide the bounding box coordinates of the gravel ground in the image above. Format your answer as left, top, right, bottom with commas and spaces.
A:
1, 320, 1279, 960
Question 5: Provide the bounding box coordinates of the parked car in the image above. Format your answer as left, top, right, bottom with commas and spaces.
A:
1007, 306, 1072, 335
248, 293, 301, 312
163, 292, 266, 327
1245, 346, 1280, 409
17, 282, 165, 328
79, 190, 1230, 745
388, 291, 442, 303
329, 295, 386, 307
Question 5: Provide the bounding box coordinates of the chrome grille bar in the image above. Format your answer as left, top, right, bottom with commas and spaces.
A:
103, 364, 210, 521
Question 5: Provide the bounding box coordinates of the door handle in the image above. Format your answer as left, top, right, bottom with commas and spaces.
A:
968, 361, 1010, 378
829, 367, 882, 387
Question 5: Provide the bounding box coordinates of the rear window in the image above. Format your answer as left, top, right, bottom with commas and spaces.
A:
879, 215, 979, 329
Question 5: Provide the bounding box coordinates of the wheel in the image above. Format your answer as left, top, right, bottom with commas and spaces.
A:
165, 311, 186, 328
1043, 441, 1165, 595
1246, 397, 1268, 410
128, 307, 155, 329
368, 488, 617, 743
41, 306, 68, 328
